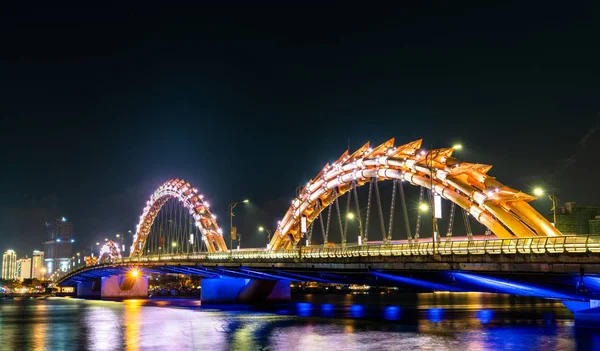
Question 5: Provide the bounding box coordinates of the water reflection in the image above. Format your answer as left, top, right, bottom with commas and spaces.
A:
476, 309, 494, 324
0, 293, 599, 350
383, 306, 401, 321
124, 300, 142, 351
30, 303, 47, 350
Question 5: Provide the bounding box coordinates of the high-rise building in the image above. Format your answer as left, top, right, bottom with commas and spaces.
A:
552, 202, 600, 235
2, 250, 17, 280
44, 218, 74, 274
16, 257, 32, 280
589, 216, 600, 235
31, 250, 45, 280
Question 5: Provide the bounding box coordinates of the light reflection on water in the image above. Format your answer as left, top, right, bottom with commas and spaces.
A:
0, 293, 599, 350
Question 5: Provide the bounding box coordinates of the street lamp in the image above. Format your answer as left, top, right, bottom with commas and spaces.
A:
346, 212, 355, 220
258, 226, 273, 245
229, 199, 250, 251
533, 187, 558, 226
419, 203, 429, 212
115, 233, 125, 253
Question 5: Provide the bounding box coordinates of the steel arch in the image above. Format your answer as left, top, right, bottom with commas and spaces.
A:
268, 138, 562, 250
130, 178, 226, 255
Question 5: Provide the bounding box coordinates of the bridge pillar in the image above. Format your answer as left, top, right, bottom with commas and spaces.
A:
100, 274, 148, 299
563, 300, 600, 328
76, 278, 101, 298
201, 277, 290, 304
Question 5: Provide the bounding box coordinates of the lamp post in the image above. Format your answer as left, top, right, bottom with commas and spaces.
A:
116, 233, 124, 253
91, 242, 100, 258
258, 226, 273, 246
228, 199, 249, 251
533, 187, 558, 226
346, 212, 357, 245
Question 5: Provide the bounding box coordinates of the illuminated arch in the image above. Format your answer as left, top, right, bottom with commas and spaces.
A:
268, 138, 562, 250
98, 240, 122, 264
130, 178, 226, 255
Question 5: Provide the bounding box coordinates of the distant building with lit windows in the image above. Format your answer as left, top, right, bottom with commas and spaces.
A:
16, 257, 32, 280
44, 217, 74, 274
31, 250, 45, 279
551, 202, 600, 235
2, 250, 17, 280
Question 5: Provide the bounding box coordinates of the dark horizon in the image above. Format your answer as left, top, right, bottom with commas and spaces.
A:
1, 3, 599, 255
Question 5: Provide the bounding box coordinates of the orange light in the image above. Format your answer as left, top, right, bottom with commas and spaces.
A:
130, 269, 140, 278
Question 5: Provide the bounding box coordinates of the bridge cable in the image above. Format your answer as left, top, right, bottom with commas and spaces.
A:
461, 208, 473, 241
333, 190, 345, 246
162, 200, 168, 254
317, 202, 327, 245
373, 179, 387, 242
363, 178, 374, 244
168, 200, 174, 253
325, 200, 333, 246
172, 200, 178, 254
399, 179, 412, 244
427, 189, 440, 243
352, 182, 364, 243
414, 186, 425, 242
387, 179, 398, 244
166, 200, 172, 254
342, 190, 351, 246
177, 200, 183, 253
157, 201, 164, 253
446, 202, 456, 241
175, 201, 181, 254
307, 222, 314, 246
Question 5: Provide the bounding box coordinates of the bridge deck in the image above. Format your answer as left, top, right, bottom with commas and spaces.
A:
58, 236, 600, 286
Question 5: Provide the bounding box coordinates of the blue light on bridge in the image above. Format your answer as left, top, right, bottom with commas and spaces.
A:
275, 271, 335, 284
427, 308, 444, 323
350, 304, 364, 318
372, 272, 463, 292
452, 272, 578, 300
476, 309, 494, 324
582, 276, 600, 293
239, 268, 290, 281
383, 306, 401, 321
296, 302, 312, 317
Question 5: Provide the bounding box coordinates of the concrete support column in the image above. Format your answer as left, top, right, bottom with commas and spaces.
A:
563, 300, 600, 328
76, 278, 101, 298
201, 277, 290, 303
100, 274, 148, 298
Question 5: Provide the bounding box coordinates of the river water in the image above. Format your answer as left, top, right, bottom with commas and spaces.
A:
0, 293, 598, 350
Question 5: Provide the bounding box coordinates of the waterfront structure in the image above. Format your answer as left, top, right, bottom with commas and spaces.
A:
2, 250, 17, 280
16, 257, 32, 280
31, 250, 45, 279
44, 218, 74, 274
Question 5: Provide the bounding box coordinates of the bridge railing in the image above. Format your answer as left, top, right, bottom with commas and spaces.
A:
113, 235, 599, 262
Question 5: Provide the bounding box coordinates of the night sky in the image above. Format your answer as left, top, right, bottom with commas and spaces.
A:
1, 3, 599, 255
